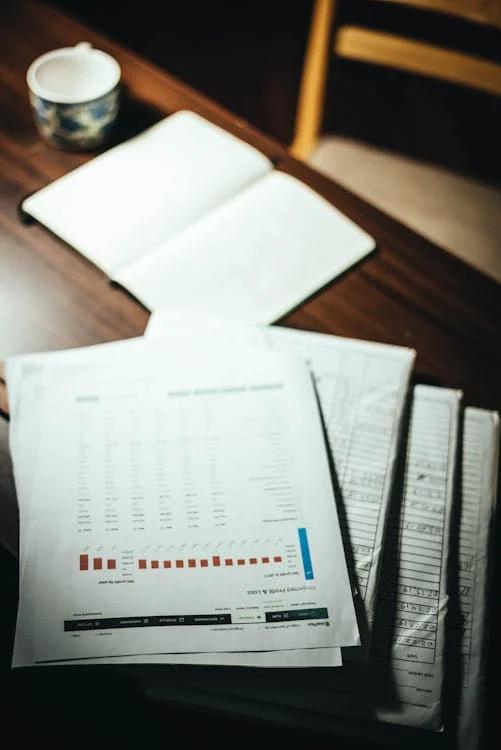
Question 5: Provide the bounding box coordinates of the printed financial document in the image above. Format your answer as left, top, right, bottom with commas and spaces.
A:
11, 350, 359, 663
146, 314, 416, 646
369, 385, 461, 730
12, 316, 412, 670
450, 407, 499, 750
8, 340, 341, 668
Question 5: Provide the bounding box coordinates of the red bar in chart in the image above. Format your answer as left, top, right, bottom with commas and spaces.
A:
79, 554, 89, 571
93, 557, 103, 570
107, 559, 116, 570
136, 553, 283, 571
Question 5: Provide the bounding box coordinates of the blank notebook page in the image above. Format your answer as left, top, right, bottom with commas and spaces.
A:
115, 171, 375, 322
22, 111, 272, 276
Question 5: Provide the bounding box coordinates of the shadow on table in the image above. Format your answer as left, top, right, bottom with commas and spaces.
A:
110, 90, 165, 146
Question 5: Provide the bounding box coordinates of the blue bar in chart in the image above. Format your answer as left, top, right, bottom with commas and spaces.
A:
298, 527, 314, 580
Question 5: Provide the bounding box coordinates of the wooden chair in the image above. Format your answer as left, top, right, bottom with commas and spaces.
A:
291, 0, 501, 282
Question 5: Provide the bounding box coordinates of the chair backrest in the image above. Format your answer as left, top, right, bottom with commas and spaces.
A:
381, 1, 501, 29
291, 0, 501, 159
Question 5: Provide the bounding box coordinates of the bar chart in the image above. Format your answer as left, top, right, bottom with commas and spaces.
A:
137, 553, 283, 571
77, 528, 314, 581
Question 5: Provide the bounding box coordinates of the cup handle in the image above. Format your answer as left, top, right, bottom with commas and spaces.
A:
75, 42, 92, 53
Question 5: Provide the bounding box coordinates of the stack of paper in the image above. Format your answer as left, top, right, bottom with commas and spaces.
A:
8, 338, 363, 669
143, 315, 498, 750
5, 314, 498, 750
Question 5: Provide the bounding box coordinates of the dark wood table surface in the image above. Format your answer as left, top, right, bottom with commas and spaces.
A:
0, 0, 499, 746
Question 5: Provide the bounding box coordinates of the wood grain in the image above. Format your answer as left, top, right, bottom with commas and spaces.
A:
379, 0, 501, 29
335, 26, 501, 96
291, 0, 336, 158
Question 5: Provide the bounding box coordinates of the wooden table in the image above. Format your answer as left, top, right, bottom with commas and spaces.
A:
0, 0, 499, 745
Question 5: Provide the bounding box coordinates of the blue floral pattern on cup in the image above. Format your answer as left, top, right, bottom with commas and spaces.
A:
29, 86, 120, 150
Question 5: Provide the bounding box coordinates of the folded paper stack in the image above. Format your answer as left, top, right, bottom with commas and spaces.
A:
6, 314, 498, 750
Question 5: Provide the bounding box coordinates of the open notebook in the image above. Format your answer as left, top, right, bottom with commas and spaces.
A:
22, 111, 375, 322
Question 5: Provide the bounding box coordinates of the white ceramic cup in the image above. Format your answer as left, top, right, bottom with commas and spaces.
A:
27, 42, 121, 150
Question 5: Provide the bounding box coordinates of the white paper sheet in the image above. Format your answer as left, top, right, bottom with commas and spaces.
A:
116, 171, 374, 322
450, 407, 499, 750
12, 350, 356, 659
368, 385, 461, 730
145, 314, 415, 641
8, 340, 341, 669
22, 111, 271, 275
